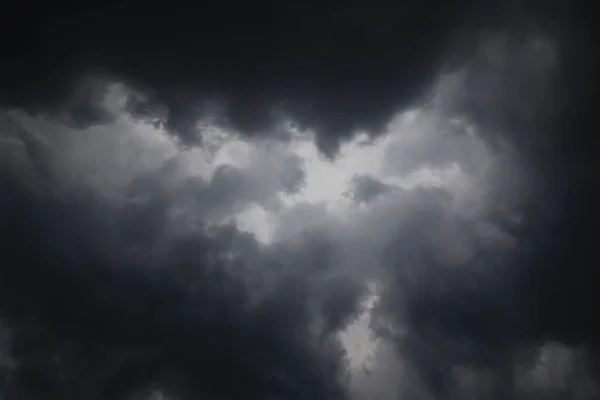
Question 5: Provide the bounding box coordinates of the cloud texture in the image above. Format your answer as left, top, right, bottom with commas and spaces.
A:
0, 2, 598, 399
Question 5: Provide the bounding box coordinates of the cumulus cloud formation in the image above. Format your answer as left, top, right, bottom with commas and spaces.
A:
0, 2, 598, 400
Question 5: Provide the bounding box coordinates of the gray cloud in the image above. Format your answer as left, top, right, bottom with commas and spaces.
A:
1, 10, 598, 400
345, 174, 395, 205
0, 110, 352, 400
246, 31, 597, 400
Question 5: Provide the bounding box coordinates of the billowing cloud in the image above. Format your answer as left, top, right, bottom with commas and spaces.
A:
3, 2, 589, 156
0, 5, 598, 400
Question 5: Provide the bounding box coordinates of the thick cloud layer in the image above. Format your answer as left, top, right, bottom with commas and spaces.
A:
1, 2, 598, 400
0, 110, 357, 399
2, 1, 589, 155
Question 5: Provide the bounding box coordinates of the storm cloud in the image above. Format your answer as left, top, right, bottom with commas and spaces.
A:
0, 2, 598, 400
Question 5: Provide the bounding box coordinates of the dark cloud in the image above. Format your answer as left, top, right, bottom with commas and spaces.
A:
0, 1, 598, 399
346, 174, 394, 204
2, 1, 585, 156
361, 181, 600, 398
0, 121, 351, 400
360, 52, 600, 398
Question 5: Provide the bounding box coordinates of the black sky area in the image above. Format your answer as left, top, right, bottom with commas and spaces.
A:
3, 1, 588, 153
0, 1, 598, 399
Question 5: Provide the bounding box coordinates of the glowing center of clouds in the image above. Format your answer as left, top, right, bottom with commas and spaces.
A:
178, 126, 385, 242
204, 129, 390, 243
286, 131, 387, 206
55, 81, 479, 246
13, 80, 482, 248
214, 110, 478, 244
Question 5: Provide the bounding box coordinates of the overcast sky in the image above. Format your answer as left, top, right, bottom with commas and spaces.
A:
0, 2, 597, 400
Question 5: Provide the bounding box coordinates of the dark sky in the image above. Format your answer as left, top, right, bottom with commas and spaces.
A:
0, 1, 598, 399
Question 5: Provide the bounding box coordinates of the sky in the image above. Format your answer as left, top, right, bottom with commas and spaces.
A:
0, 1, 598, 399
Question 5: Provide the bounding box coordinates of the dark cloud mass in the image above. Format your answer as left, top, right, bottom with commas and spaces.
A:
0, 129, 350, 399
346, 175, 395, 204
2, 1, 586, 154
0, 0, 598, 399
